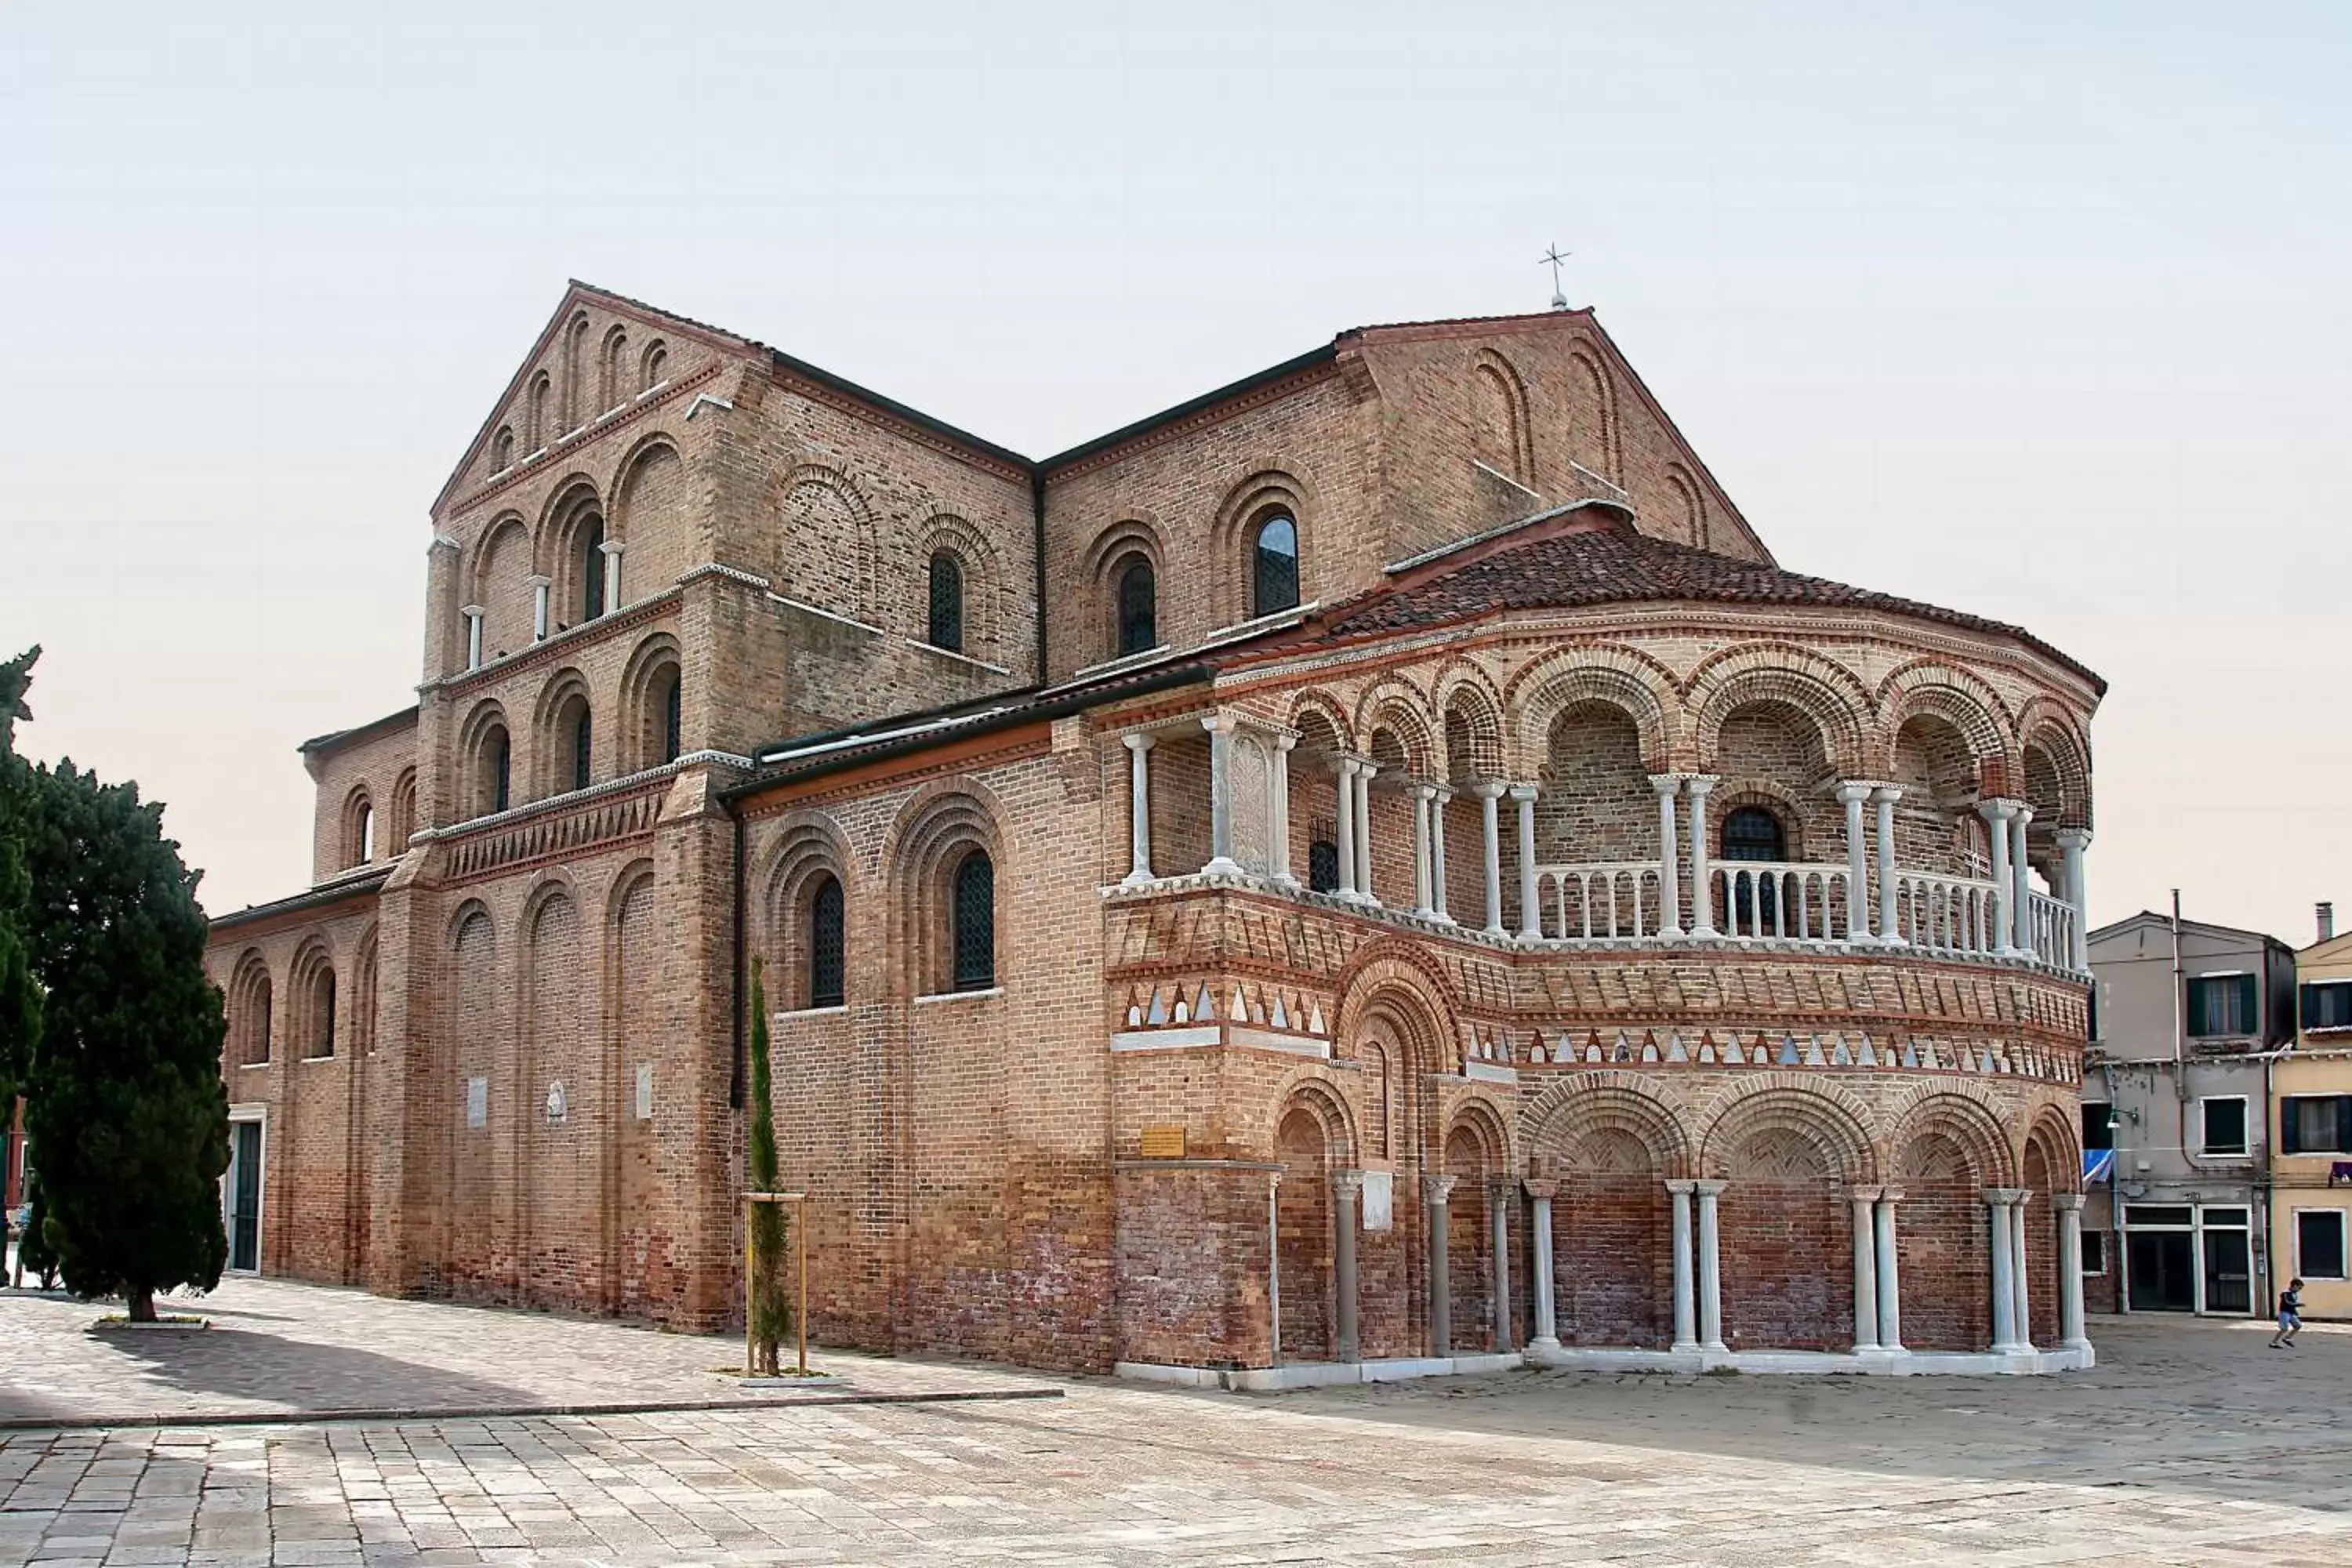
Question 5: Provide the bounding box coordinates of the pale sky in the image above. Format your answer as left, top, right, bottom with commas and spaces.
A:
2, 2, 2345, 942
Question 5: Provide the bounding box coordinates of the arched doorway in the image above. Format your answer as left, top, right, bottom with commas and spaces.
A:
1274, 1104, 1336, 1363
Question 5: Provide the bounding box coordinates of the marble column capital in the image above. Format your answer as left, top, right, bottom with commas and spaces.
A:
1868, 782, 1904, 805
1121, 730, 1156, 754
1845, 1184, 1884, 1203
1976, 797, 2024, 822
1331, 1169, 1367, 1196
1647, 772, 1683, 798
1682, 774, 1720, 798
1422, 1175, 1457, 1204
1663, 1178, 1697, 1196
1273, 731, 1298, 753
524, 572, 552, 590
1835, 779, 1879, 805
461, 603, 486, 619
1982, 1186, 2030, 1207
1468, 777, 1508, 800
1690, 1178, 1727, 1196
1484, 1175, 1518, 1203
2053, 826, 2092, 851
1522, 1178, 1559, 1201
1505, 782, 1540, 803
1877, 1185, 1905, 1205
1200, 710, 1240, 737
2050, 1191, 2087, 1212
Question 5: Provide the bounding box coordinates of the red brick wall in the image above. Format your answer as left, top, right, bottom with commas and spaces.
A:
1896, 1163, 1992, 1352
1558, 1169, 1672, 1347
1720, 1132, 1850, 1351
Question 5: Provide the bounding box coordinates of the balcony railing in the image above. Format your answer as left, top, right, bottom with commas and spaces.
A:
1892, 869, 2004, 957
2028, 890, 2079, 970
1534, 861, 1666, 939
1708, 861, 1858, 943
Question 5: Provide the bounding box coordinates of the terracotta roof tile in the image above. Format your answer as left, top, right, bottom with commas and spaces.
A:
1237, 521, 2103, 691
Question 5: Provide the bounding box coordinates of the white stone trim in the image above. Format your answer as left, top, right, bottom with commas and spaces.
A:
1109, 1025, 1221, 1051
912, 986, 1004, 1005
906, 637, 1013, 675
764, 589, 884, 635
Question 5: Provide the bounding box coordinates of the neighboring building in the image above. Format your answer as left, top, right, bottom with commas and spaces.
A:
2083, 912, 2296, 1317
2278, 902, 2352, 1319
205, 283, 2105, 1380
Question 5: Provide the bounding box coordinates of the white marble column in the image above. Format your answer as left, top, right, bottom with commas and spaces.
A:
1203, 714, 1240, 874
1849, 1185, 1882, 1352
2009, 804, 2036, 956
1354, 761, 1378, 906
1410, 786, 1436, 917
1650, 774, 1683, 937
1875, 1188, 1905, 1352
1121, 733, 1156, 886
1425, 1176, 1456, 1356
1987, 1187, 2024, 1352
2056, 826, 2090, 971
1526, 1181, 1559, 1348
463, 605, 485, 670
1487, 1178, 1514, 1352
1511, 784, 1541, 939
528, 575, 551, 641
2010, 1189, 2034, 1352
1333, 1170, 1363, 1364
1694, 1178, 1726, 1353
1475, 781, 1506, 935
2053, 1192, 2092, 1352
1685, 775, 1718, 937
1838, 782, 1875, 942
600, 539, 625, 614
1871, 785, 1904, 946
1978, 799, 2017, 953
1667, 1179, 1699, 1353
1331, 757, 1360, 900
1428, 786, 1453, 923
1271, 736, 1298, 887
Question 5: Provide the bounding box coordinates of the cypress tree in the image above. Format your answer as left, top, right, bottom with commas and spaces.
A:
0, 647, 41, 1112
17, 671, 228, 1319
746, 956, 790, 1374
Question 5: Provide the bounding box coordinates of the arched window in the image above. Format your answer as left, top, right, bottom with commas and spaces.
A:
490, 426, 514, 472
808, 873, 845, 1008
565, 701, 593, 793
581, 519, 606, 622
1722, 805, 1787, 933
308, 971, 336, 1060
356, 804, 375, 865
1252, 514, 1299, 617
1115, 556, 1156, 655
601, 327, 628, 411
641, 340, 667, 391
951, 850, 995, 991
528, 374, 550, 451
1721, 806, 1786, 862
388, 768, 417, 852
927, 551, 964, 652
660, 668, 683, 764
1308, 837, 1341, 895
488, 728, 512, 815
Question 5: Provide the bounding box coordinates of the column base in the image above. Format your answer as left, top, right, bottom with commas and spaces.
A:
1120, 870, 1159, 889
1202, 856, 1243, 877
1530, 1334, 1561, 1351
1484, 923, 1508, 938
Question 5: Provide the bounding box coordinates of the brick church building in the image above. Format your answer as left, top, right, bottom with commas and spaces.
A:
207, 284, 2103, 1379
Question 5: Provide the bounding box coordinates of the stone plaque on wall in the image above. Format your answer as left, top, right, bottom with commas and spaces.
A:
465, 1076, 488, 1130
1139, 1123, 1186, 1159
634, 1062, 654, 1121
1359, 1169, 1394, 1232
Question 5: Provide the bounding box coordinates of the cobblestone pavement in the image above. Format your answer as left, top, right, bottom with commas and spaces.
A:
5, 1275, 2350, 1565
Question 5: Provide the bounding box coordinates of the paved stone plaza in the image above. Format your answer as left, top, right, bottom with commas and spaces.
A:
2, 1274, 2347, 1565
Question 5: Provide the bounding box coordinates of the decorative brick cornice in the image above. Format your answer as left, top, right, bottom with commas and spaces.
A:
424, 590, 679, 699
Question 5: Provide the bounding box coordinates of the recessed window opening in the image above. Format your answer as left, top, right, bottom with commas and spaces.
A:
581, 519, 606, 622
809, 874, 845, 1008
927, 552, 964, 652
1115, 556, 1156, 655
1252, 514, 1298, 617
951, 850, 994, 991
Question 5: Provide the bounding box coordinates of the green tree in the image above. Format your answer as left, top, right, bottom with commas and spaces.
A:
16, 1169, 58, 1289
20, 746, 228, 1320
746, 957, 791, 1374
0, 646, 42, 1109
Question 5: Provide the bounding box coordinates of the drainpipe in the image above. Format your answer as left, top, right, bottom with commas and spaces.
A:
728, 797, 746, 1110
2171, 890, 2187, 1161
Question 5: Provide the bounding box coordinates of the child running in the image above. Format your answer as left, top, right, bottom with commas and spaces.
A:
2270, 1278, 2304, 1348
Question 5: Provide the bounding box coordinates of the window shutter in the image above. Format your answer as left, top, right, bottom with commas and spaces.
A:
2339, 1096, 2352, 1155
2281, 1098, 2303, 1156
2185, 977, 2209, 1034
2305, 984, 2321, 1030
2237, 974, 2258, 1033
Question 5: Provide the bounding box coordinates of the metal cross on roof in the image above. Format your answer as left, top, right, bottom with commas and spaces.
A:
1541, 244, 1570, 310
